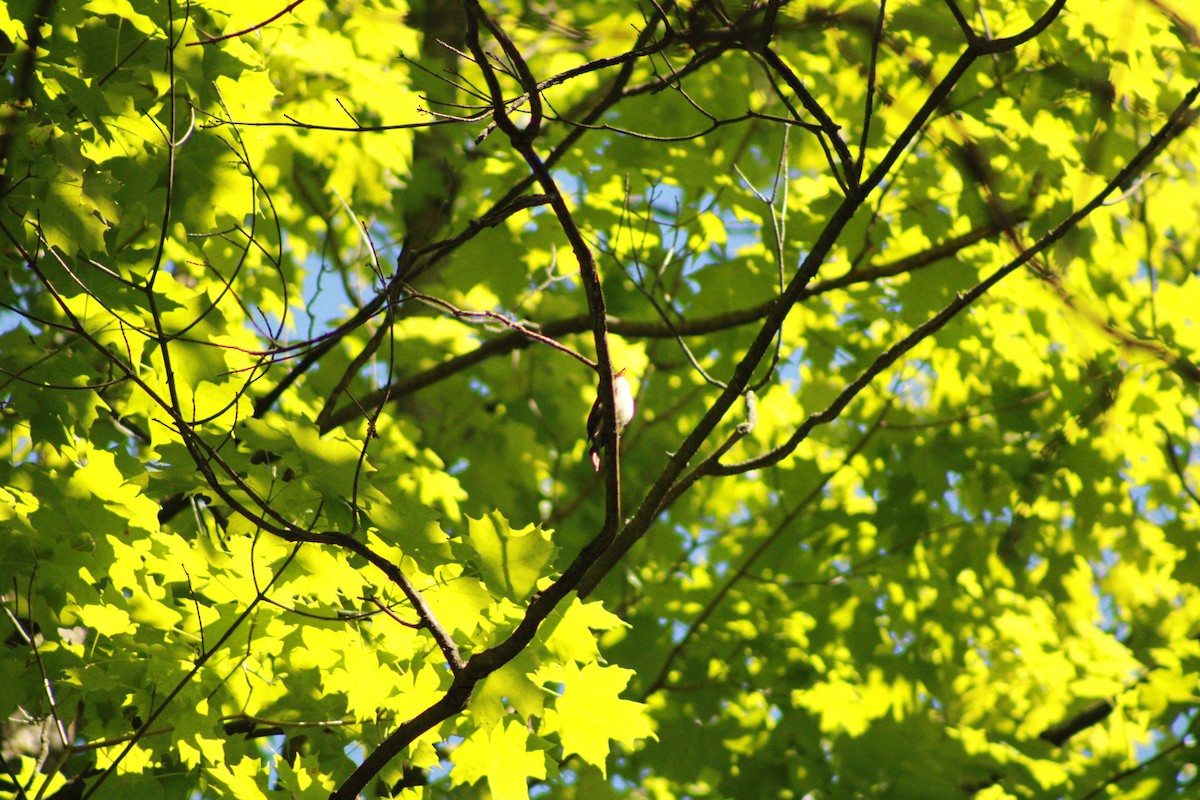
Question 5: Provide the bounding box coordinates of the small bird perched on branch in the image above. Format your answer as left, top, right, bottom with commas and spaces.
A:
587, 367, 635, 471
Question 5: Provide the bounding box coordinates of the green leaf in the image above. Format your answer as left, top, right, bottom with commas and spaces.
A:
451, 718, 548, 800
465, 512, 558, 602
536, 662, 655, 777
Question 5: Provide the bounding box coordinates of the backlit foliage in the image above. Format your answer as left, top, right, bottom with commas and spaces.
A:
2, 1, 1200, 798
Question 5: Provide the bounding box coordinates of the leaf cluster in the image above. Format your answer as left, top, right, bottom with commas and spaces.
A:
2, 1, 1200, 799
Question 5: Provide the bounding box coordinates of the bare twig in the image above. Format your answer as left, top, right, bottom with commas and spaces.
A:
189, 0, 309, 46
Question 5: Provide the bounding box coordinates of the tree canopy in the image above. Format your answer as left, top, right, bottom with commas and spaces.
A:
3, 1, 1200, 798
